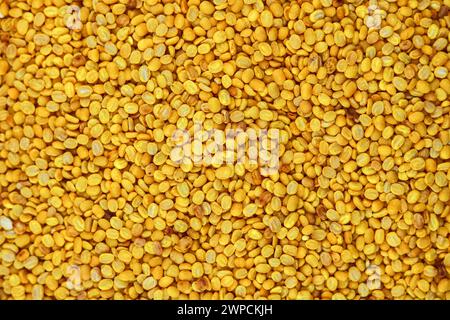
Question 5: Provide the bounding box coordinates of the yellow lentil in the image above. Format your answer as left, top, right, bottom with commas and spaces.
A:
0, 0, 448, 302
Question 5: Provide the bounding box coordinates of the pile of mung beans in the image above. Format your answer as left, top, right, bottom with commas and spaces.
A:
0, 0, 449, 300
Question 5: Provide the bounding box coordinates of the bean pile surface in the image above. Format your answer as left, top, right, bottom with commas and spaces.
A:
0, 0, 449, 300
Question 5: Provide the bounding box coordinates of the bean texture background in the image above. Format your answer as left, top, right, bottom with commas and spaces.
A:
0, 0, 449, 300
